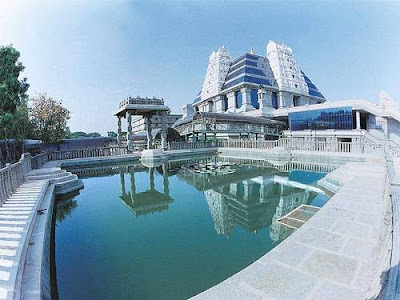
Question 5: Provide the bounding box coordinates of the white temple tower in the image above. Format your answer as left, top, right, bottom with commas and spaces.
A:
267, 40, 308, 107
200, 46, 231, 101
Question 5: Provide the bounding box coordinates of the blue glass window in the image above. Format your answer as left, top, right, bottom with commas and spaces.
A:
224, 67, 266, 82
289, 107, 353, 131
223, 96, 228, 111
272, 92, 278, 109
222, 76, 272, 90
250, 89, 259, 109
235, 91, 242, 108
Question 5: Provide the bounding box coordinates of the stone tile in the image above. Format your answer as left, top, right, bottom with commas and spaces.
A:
356, 212, 381, 227
294, 227, 345, 252
332, 221, 370, 239
306, 214, 336, 231
319, 207, 357, 222
353, 262, 373, 291
192, 283, 263, 300
258, 241, 311, 268
341, 237, 374, 261
301, 250, 358, 285
247, 261, 317, 300
310, 281, 364, 300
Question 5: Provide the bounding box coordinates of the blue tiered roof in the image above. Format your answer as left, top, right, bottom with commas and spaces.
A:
222, 53, 277, 91
301, 71, 325, 99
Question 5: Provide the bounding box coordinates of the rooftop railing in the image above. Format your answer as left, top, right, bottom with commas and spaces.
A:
119, 97, 164, 108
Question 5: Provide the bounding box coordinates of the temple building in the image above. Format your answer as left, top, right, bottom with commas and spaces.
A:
174, 40, 325, 140
175, 40, 400, 146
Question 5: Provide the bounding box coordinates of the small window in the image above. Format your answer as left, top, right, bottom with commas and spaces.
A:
295, 84, 298, 88
292, 75, 295, 79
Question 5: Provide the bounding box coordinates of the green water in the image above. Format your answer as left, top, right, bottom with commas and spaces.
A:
55, 157, 329, 299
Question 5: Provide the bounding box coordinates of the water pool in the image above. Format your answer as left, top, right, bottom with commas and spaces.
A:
55, 157, 329, 299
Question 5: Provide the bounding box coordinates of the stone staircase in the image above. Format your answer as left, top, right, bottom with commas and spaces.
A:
26, 167, 83, 196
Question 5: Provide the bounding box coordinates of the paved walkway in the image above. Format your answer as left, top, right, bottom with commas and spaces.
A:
0, 180, 48, 300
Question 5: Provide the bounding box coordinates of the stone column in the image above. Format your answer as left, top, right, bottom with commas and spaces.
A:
160, 113, 167, 150
214, 96, 224, 113
227, 92, 236, 113
356, 111, 361, 130
162, 163, 169, 197
243, 180, 249, 201
149, 167, 155, 191
117, 116, 122, 146
120, 172, 126, 196
127, 112, 133, 151
129, 167, 136, 198
257, 88, 266, 112
240, 87, 253, 112
146, 115, 153, 149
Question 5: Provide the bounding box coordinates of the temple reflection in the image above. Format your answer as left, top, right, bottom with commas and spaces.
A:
119, 164, 173, 217
177, 161, 326, 242
64, 156, 330, 241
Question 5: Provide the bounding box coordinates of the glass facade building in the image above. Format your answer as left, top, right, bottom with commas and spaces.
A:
289, 107, 353, 131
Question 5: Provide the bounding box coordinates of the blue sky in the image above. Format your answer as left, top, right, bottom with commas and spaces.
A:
1, 0, 399, 134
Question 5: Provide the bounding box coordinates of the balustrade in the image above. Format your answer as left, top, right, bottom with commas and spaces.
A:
47, 146, 129, 161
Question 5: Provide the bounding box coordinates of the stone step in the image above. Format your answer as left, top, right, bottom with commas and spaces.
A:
0, 215, 29, 220
55, 178, 84, 195
0, 221, 27, 226
27, 167, 61, 176
0, 240, 19, 248
0, 232, 20, 239
50, 173, 77, 184
0, 259, 14, 268
27, 170, 67, 180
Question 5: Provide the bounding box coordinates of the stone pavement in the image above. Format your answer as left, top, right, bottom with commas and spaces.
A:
193, 160, 391, 300
0, 180, 48, 300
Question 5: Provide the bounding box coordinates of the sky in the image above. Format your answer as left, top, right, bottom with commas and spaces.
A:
1, 0, 399, 135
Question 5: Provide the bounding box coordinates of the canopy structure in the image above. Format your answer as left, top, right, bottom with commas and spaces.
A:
115, 96, 170, 150
119, 165, 173, 217
173, 112, 287, 141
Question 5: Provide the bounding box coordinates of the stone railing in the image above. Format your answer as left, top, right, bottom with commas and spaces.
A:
0, 153, 32, 204
167, 141, 216, 151
119, 97, 164, 108
47, 146, 129, 161
167, 137, 388, 156
31, 152, 49, 169
215, 138, 385, 155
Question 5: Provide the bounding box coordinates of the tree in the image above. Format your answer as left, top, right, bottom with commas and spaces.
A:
30, 93, 70, 143
0, 44, 30, 163
107, 131, 117, 138
70, 132, 87, 139
86, 132, 101, 138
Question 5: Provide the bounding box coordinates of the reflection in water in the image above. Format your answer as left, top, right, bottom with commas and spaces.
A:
178, 163, 325, 242
57, 156, 332, 300
119, 165, 173, 217
66, 157, 329, 240
56, 198, 78, 223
